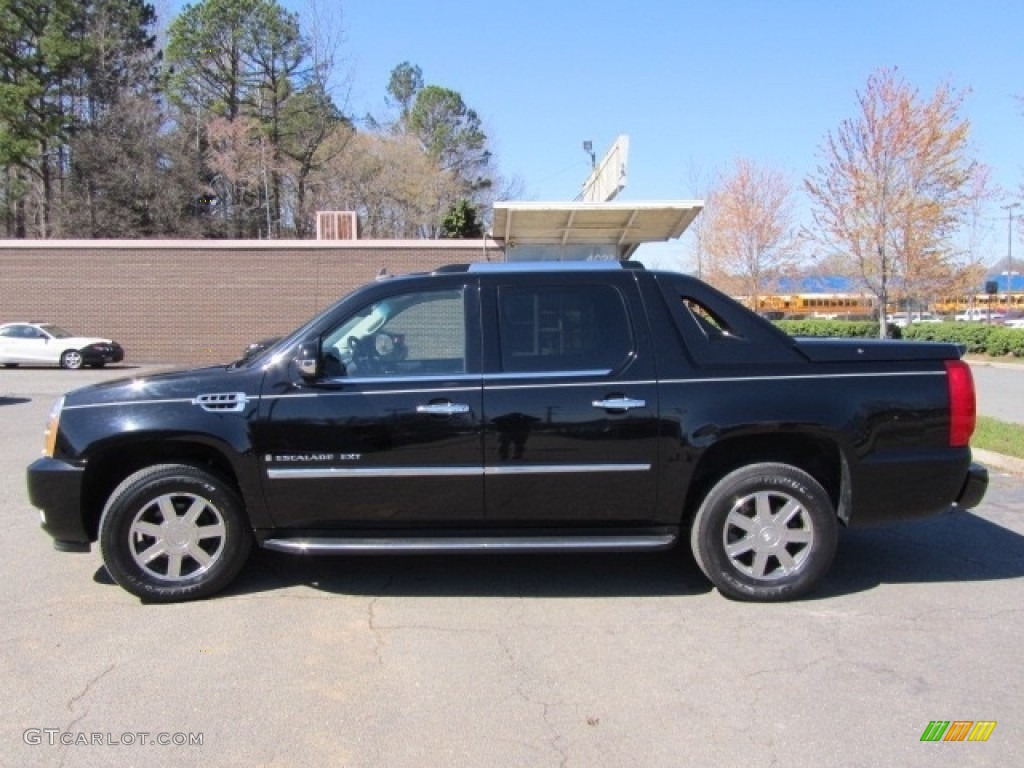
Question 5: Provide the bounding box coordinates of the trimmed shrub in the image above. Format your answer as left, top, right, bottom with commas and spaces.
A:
901, 322, 1024, 356
775, 320, 896, 340
774, 319, 1024, 356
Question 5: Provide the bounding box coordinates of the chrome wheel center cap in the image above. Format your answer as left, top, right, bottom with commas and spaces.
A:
758, 525, 782, 547
164, 522, 192, 550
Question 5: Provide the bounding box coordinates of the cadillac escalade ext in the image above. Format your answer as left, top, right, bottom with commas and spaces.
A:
27, 262, 988, 602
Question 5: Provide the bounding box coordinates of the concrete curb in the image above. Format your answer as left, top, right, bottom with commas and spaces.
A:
966, 358, 1024, 371
972, 448, 1024, 476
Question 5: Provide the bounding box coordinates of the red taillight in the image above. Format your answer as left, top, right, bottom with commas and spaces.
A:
945, 360, 976, 447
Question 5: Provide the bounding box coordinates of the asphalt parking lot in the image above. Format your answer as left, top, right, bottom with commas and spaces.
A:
2, 365, 1022, 767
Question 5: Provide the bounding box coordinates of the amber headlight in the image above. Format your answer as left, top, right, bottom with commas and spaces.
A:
43, 396, 64, 458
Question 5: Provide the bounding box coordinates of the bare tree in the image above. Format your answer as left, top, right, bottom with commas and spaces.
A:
679, 159, 719, 277
805, 68, 986, 336
308, 131, 461, 239
702, 158, 800, 306
205, 116, 269, 236
282, 0, 352, 237
66, 94, 199, 237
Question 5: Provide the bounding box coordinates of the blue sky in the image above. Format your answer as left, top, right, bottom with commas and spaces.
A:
167, 0, 1024, 268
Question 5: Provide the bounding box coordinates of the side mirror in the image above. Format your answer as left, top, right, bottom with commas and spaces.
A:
294, 338, 320, 380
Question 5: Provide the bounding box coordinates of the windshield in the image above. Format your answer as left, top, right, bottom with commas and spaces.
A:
39, 324, 73, 339
231, 279, 450, 370
231, 287, 369, 369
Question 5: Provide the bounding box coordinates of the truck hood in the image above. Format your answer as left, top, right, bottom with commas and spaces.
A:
61, 336, 118, 347
62, 365, 262, 408
794, 337, 965, 363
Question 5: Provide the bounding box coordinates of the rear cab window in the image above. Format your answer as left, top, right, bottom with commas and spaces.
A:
496, 283, 633, 374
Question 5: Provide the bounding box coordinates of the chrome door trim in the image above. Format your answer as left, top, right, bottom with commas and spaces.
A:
267, 463, 652, 480
268, 466, 482, 480
484, 463, 651, 475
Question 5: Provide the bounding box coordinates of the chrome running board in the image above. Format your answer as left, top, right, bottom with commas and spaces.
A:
261, 533, 676, 555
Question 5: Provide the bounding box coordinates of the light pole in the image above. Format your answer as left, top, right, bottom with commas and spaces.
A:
582, 140, 595, 169
1003, 202, 1020, 293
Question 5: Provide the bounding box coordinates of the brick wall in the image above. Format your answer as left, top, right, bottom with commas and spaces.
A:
0, 239, 502, 364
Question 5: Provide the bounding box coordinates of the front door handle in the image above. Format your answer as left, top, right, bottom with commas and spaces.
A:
416, 402, 470, 416
592, 397, 646, 411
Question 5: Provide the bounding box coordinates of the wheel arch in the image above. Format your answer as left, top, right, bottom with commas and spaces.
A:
683, 430, 847, 525
81, 437, 245, 541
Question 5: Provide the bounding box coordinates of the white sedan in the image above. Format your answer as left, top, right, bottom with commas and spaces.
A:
0, 322, 124, 369
886, 312, 943, 328
954, 308, 1004, 322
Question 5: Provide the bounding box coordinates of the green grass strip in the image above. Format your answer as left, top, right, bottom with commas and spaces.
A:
973, 416, 1024, 460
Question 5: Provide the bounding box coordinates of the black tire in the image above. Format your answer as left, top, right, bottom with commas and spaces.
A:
98, 464, 253, 602
60, 349, 84, 369
690, 463, 838, 602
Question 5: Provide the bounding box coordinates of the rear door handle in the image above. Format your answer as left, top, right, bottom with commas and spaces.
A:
416, 402, 470, 416
592, 397, 646, 411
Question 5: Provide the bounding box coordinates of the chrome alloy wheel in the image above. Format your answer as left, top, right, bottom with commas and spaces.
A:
722, 490, 815, 581
128, 492, 227, 582
61, 350, 83, 369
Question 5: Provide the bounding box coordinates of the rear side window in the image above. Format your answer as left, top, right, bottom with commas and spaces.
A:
498, 285, 631, 373
681, 298, 742, 340
654, 272, 803, 366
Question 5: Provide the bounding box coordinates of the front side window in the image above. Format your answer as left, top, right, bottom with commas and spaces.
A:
13, 325, 44, 339
322, 289, 467, 378
497, 285, 631, 373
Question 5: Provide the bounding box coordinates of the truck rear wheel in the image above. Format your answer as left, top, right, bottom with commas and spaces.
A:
690, 463, 837, 601
98, 464, 253, 602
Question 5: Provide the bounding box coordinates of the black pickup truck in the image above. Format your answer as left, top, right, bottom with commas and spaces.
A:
27, 262, 988, 602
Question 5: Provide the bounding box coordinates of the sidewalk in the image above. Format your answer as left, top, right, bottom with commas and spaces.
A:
972, 448, 1024, 476
962, 359, 1023, 474
966, 356, 1024, 371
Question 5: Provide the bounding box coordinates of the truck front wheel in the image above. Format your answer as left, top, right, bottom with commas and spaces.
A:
98, 464, 253, 602
690, 463, 838, 601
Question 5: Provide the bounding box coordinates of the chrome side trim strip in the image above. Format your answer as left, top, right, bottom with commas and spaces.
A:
267, 463, 652, 480
60, 370, 946, 411
485, 379, 653, 391
268, 466, 481, 480
264, 370, 613, 390
657, 371, 945, 385
262, 533, 677, 554
485, 463, 651, 475
484, 369, 612, 380
64, 397, 196, 411
325, 374, 482, 385
260, 385, 482, 401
